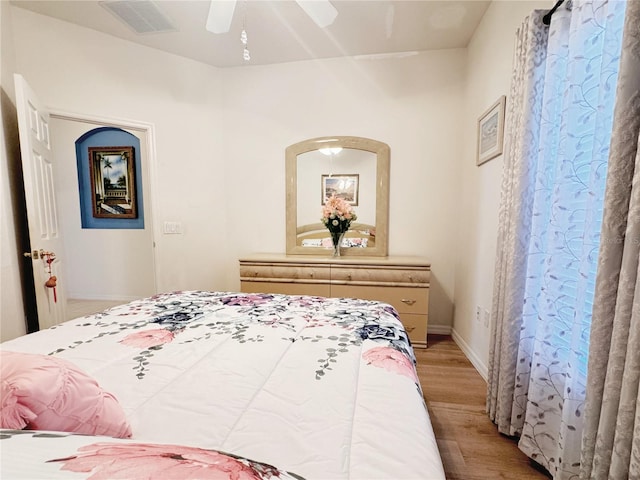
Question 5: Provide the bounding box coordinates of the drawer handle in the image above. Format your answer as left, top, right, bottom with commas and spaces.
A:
401, 299, 416, 306
405, 326, 416, 332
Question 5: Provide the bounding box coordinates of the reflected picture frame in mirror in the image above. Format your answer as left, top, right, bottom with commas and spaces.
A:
286, 136, 389, 257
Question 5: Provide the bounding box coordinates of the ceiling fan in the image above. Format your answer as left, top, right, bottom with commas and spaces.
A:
205, 0, 338, 34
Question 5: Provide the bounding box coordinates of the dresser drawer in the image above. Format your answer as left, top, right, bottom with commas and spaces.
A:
239, 256, 430, 349
399, 313, 427, 348
240, 262, 331, 283
331, 264, 429, 286
330, 284, 428, 315
241, 281, 330, 297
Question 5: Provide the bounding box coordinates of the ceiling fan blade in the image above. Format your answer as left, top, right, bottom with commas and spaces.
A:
296, 0, 338, 28
206, 0, 237, 34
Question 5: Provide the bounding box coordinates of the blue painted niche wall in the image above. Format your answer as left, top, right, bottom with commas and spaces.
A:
76, 127, 144, 229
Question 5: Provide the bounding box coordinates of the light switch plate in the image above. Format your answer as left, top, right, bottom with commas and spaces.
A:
163, 221, 182, 234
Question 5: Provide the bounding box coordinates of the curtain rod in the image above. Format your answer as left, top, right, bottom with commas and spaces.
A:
543, 0, 565, 25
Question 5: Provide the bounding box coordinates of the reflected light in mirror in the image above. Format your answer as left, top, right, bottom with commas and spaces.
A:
319, 147, 343, 156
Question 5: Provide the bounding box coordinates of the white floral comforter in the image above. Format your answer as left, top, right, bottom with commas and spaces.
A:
0, 291, 445, 479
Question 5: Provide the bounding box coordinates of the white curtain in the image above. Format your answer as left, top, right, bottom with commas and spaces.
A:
487, 2, 627, 479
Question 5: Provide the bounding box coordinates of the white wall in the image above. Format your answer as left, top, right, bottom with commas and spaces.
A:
50, 118, 155, 300
2, 2, 551, 377
454, 0, 548, 378
2, 5, 467, 340
222, 51, 466, 329
1, 0, 28, 341
10, 6, 228, 301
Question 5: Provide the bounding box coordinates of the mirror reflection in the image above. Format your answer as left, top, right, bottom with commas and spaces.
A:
296, 148, 376, 227
286, 136, 389, 257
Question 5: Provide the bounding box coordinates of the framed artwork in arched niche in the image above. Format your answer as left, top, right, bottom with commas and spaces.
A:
88, 145, 137, 219
75, 127, 144, 229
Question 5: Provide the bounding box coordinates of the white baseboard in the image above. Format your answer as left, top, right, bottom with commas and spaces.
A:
451, 328, 488, 381
427, 324, 452, 335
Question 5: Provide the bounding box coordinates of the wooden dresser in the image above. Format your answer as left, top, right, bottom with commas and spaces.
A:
239, 254, 430, 348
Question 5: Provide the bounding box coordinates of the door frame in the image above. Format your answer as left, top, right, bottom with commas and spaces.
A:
49, 109, 160, 296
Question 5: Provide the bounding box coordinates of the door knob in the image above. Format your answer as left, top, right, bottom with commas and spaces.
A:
23, 249, 55, 260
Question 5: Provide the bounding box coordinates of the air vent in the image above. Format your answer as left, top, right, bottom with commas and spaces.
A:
100, 0, 176, 34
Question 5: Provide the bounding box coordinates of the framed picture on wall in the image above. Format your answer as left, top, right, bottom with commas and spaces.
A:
88, 146, 138, 219
477, 95, 506, 166
321, 174, 359, 205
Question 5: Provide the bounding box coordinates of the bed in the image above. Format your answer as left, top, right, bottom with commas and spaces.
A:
0, 290, 445, 479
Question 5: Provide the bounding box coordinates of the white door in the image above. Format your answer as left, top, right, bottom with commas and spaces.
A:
14, 74, 67, 329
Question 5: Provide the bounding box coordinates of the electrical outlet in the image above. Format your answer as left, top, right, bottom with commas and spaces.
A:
483, 309, 490, 328
476, 306, 482, 323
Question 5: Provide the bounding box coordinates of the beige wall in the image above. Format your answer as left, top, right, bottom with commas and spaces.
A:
2, 2, 548, 380
10, 7, 228, 298
453, 0, 548, 378
221, 50, 466, 330
4, 6, 466, 341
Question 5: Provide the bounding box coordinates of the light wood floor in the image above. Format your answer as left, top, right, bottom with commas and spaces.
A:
417, 335, 551, 480
66, 298, 129, 320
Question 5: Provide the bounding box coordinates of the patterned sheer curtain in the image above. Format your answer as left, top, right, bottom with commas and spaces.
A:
581, 2, 640, 479
487, 2, 626, 479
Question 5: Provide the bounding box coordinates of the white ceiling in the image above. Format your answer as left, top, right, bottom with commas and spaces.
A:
11, 0, 491, 68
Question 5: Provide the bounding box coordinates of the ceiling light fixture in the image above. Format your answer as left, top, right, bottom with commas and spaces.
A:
241, 29, 250, 61
240, 1, 250, 62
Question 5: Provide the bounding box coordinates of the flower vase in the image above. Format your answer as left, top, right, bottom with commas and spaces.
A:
332, 232, 345, 257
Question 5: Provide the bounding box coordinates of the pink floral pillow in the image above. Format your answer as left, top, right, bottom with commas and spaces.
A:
0, 351, 131, 438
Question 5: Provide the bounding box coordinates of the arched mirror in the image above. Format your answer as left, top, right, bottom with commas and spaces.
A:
286, 136, 389, 256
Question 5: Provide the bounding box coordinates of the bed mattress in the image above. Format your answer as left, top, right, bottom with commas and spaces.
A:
0, 291, 445, 479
